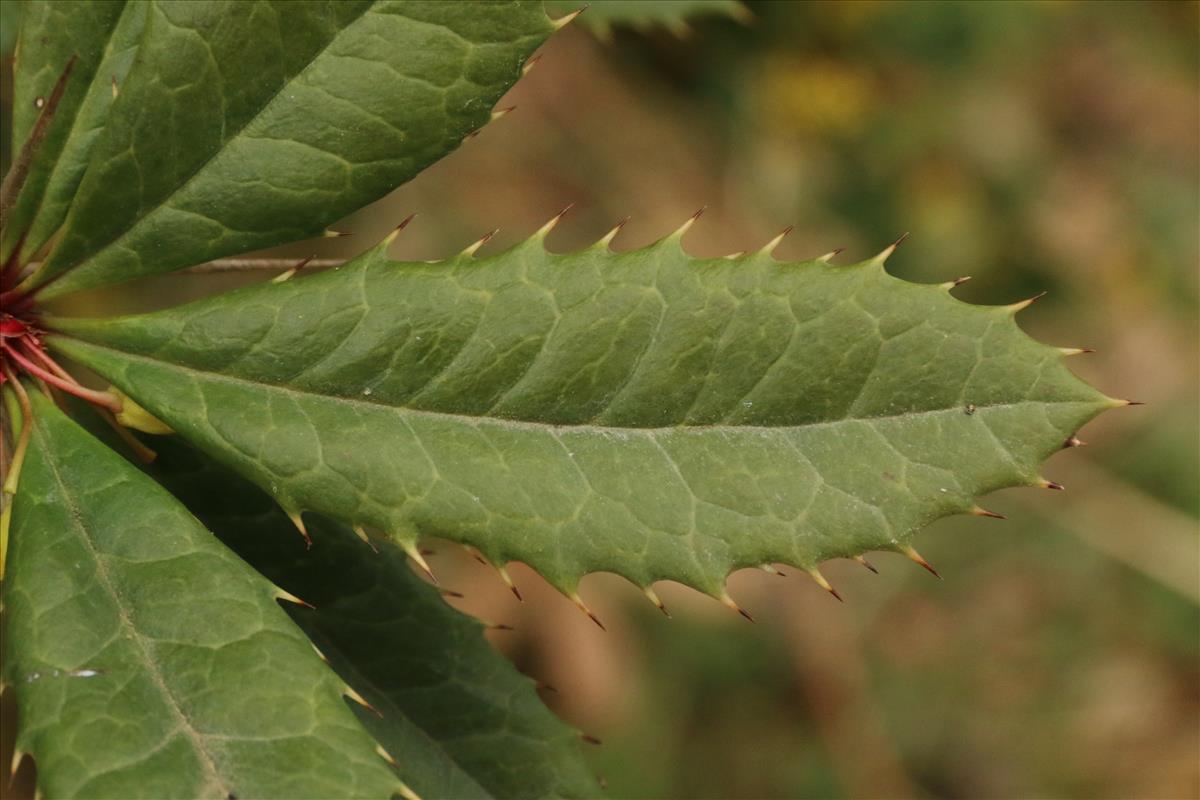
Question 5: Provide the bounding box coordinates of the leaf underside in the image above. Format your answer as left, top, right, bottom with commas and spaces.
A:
143, 433, 600, 800
4, 391, 400, 799
27, 0, 551, 299
50, 231, 1116, 601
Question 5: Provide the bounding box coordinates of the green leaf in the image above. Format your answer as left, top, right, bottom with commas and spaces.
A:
545, 0, 747, 36
2, 0, 146, 264
48, 229, 1118, 603
4, 390, 402, 799
30, 0, 552, 300
143, 434, 601, 799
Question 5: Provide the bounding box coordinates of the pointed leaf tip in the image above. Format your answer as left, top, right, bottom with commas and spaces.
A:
816, 247, 844, 263
940, 275, 971, 290
1037, 478, 1065, 491
287, 511, 312, 548
1059, 346, 1095, 356
521, 54, 543, 76
352, 524, 380, 554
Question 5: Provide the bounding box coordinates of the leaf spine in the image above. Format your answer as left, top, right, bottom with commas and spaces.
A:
1058, 346, 1095, 356
286, 511, 312, 548
1037, 478, 1065, 491
669, 207, 706, 241
352, 524, 379, 553
868, 232, 909, 267
1063, 435, 1086, 448
719, 592, 754, 622
596, 216, 629, 249
375, 744, 399, 768
759, 563, 786, 577
807, 568, 843, 601
397, 781, 423, 800
461, 229, 498, 258
970, 505, 1007, 520
551, 6, 587, 30
536, 203, 574, 238
401, 540, 438, 584
270, 255, 312, 284
903, 546, 941, 579
521, 54, 542, 76
759, 225, 793, 257
381, 212, 417, 247
940, 275, 971, 290
816, 247, 844, 263
854, 554, 879, 574
1006, 291, 1047, 313
344, 685, 382, 717
496, 565, 522, 601
571, 592, 607, 630
643, 586, 670, 617
274, 587, 315, 609
489, 105, 515, 122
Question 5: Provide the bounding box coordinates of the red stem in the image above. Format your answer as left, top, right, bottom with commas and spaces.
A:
2, 342, 121, 413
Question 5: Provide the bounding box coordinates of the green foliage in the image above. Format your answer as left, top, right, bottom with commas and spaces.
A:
49, 231, 1114, 599
29, 0, 551, 299
0, 1, 1122, 798
135, 432, 602, 800
5, 391, 401, 799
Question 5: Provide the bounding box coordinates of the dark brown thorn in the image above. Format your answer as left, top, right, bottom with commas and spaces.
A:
808, 568, 843, 601
581, 734, 603, 746
1038, 478, 1065, 491
488, 622, 515, 632
571, 593, 606, 630
720, 593, 754, 621
439, 588, 464, 599
854, 554, 879, 574
497, 566, 522, 601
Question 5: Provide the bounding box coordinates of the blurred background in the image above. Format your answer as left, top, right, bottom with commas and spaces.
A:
4, 1, 1198, 798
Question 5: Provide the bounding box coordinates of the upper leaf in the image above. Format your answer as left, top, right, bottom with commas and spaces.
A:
143, 434, 601, 799
49, 228, 1117, 601
4, 390, 401, 799
28, 0, 552, 300
2, 0, 146, 264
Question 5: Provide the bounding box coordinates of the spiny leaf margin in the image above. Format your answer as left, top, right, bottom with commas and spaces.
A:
47, 220, 1118, 606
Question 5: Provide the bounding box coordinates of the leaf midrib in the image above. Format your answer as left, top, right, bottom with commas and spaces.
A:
42, 0, 376, 281
54, 335, 1080, 434
32, 412, 230, 798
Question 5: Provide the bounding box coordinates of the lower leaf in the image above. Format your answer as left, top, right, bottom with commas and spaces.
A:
4, 390, 400, 799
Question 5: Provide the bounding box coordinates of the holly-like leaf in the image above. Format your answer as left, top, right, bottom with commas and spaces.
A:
2, 0, 146, 264
29, 0, 552, 300
142, 434, 601, 800
3, 389, 402, 799
48, 226, 1118, 604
